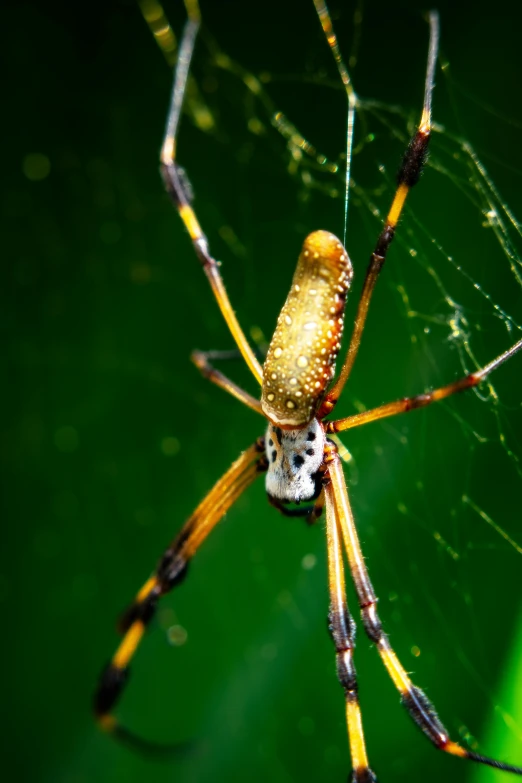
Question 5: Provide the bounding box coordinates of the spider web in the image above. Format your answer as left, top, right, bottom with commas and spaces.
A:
6, 0, 522, 781
134, 2, 522, 781
7, 1, 517, 782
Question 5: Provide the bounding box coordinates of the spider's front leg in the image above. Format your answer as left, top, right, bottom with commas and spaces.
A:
317, 11, 439, 421
160, 3, 263, 386
94, 440, 266, 751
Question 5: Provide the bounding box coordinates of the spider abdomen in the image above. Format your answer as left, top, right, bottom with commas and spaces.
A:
265, 418, 325, 503
261, 231, 353, 427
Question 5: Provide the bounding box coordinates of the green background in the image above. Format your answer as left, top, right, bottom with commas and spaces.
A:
3, 1, 522, 782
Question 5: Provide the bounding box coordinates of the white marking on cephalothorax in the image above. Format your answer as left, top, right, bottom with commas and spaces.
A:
265, 418, 325, 504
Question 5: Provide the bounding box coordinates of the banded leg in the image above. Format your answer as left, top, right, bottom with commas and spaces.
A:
327, 451, 522, 775
319, 11, 439, 418
191, 349, 264, 415
161, 1, 263, 385
325, 481, 377, 783
94, 440, 266, 750
326, 337, 522, 434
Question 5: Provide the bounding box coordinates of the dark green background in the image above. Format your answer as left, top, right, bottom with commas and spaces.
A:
3, 1, 522, 782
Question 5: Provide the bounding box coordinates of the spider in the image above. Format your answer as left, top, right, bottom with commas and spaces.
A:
94, 1, 522, 780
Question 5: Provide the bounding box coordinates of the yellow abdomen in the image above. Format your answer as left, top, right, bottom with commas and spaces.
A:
262, 231, 353, 427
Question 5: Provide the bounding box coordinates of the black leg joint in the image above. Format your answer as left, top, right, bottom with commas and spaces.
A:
160, 162, 194, 207
257, 457, 269, 474
401, 684, 448, 746
361, 604, 383, 644
329, 606, 358, 692
397, 130, 430, 188
256, 438, 268, 473
157, 550, 189, 591
374, 228, 395, 259
312, 468, 326, 500
328, 605, 356, 650
336, 652, 358, 694
118, 590, 160, 634
94, 663, 129, 716
255, 436, 266, 455
350, 769, 378, 783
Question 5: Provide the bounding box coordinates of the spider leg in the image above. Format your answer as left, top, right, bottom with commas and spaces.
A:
319, 11, 439, 418
191, 349, 264, 415
94, 439, 267, 751
309, 488, 325, 525
325, 482, 377, 783
326, 450, 522, 775
326, 336, 522, 433
160, 1, 263, 385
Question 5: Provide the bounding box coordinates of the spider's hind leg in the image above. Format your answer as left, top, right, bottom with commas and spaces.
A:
324, 463, 377, 782
326, 450, 522, 777
94, 440, 266, 752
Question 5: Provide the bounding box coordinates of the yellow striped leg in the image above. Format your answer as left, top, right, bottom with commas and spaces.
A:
325, 483, 377, 783
326, 337, 522, 434
160, 2, 263, 385
94, 440, 266, 750
319, 11, 439, 417
327, 452, 522, 776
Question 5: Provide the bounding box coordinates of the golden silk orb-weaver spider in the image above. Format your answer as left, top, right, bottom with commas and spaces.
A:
94, 1, 522, 780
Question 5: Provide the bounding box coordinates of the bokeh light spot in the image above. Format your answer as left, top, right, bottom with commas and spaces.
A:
161, 436, 180, 456
22, 153, 50, 181
301, 553, 317, 570
167, 624, 188, 646
54, 426, 79, 452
